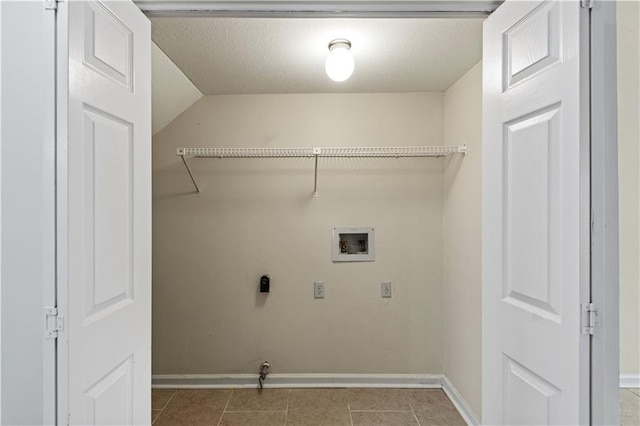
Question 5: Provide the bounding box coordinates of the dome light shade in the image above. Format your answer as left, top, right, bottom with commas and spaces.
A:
325, 39, 354, 82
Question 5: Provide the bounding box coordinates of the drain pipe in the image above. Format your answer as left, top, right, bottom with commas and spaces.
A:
258, 361, 270, 388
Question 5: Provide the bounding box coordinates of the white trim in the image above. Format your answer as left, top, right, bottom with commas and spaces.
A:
42, 5, 58, 425
589, 1, 620, 425
152, 373, 443, 389
55, 1, 70, 424
135, 1, 500, 18
620, 375, 640, 389
442, 376, 480, 426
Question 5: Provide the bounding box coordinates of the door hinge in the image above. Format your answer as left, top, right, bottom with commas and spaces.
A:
45, 307, 64, 339
581, 0, 594, 9
582, 303, 599, 335
44, 0, 58, 10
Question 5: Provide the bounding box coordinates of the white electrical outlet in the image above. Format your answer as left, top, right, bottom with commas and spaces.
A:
381, 281, 392, 298
314, 281, 325, 299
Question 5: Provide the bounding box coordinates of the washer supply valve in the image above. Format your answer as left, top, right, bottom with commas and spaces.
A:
258, 361, 270, 388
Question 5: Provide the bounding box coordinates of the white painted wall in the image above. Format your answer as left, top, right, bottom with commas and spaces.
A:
618, 0, 640, 379
152, 93, 445, 375
1, 1, 56, 423
442, 61, 482, 418
152, 42, 202, 135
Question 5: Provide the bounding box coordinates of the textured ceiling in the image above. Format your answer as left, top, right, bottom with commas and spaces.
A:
151, 17, 483, 94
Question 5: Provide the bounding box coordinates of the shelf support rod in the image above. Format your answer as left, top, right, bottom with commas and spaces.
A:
181, 155, 201, 197
312, 154, 319, 197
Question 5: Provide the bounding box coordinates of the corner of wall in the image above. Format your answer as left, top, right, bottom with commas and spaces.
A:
442, 60, 483, 420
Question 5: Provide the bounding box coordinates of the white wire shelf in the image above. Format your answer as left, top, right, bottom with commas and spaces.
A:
177, 145, 466, 158
176, 145, 467, 197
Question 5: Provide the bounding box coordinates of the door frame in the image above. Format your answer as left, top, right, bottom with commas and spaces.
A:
589, 1, 620, 424
0, 2, 57, 424
136, 1, 620, 423
55, 0, 70, 423
49, 1, 619, 425
135, 0, 501, 18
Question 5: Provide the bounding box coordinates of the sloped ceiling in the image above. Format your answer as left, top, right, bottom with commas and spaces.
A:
151, 17, 483, 95
152, 42, 203, 134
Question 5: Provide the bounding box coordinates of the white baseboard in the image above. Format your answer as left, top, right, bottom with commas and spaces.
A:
442, 376, 480, 426
620, 374, 640, 388
152, 373, 444, 389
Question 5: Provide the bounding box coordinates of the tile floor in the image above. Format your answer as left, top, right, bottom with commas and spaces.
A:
151, 388, 467, 426
152, 387, 640, 426
621, 388, 640, 426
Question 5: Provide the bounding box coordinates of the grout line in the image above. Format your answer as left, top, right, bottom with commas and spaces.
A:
159, 389, 177, 411
408, 402, 422, 426
624, 388, 640, 401
153, 388, 178, 424
349, 409, 415, 412
216, 389, 232, 426
347, 401, 354, 426
284, 389, 290, 426
223, 410, 288, 413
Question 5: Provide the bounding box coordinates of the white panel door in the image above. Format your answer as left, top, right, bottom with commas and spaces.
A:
482, 0, 590, 424
59, 0, 151, 424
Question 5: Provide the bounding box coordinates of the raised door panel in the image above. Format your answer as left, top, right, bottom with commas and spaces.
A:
83, 357, 133, 425
503, 104, 562, 322
503, 356, 561, 425
82, 106, 134, 324
83, 0, 133, 90
504, 0, 561, 90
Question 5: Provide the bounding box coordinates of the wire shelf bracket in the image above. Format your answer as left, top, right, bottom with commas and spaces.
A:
176, 145, 467, 197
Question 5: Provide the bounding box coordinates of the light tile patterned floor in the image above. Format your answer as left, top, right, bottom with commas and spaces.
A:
151, 388, 467, 426
152, 387, 640, 425
621, 388, 640, 426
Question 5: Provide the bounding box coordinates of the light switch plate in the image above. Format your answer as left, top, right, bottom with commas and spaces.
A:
381, 281, 392, 298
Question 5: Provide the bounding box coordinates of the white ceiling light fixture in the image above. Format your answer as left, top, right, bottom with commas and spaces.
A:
325, 39, 355, 82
